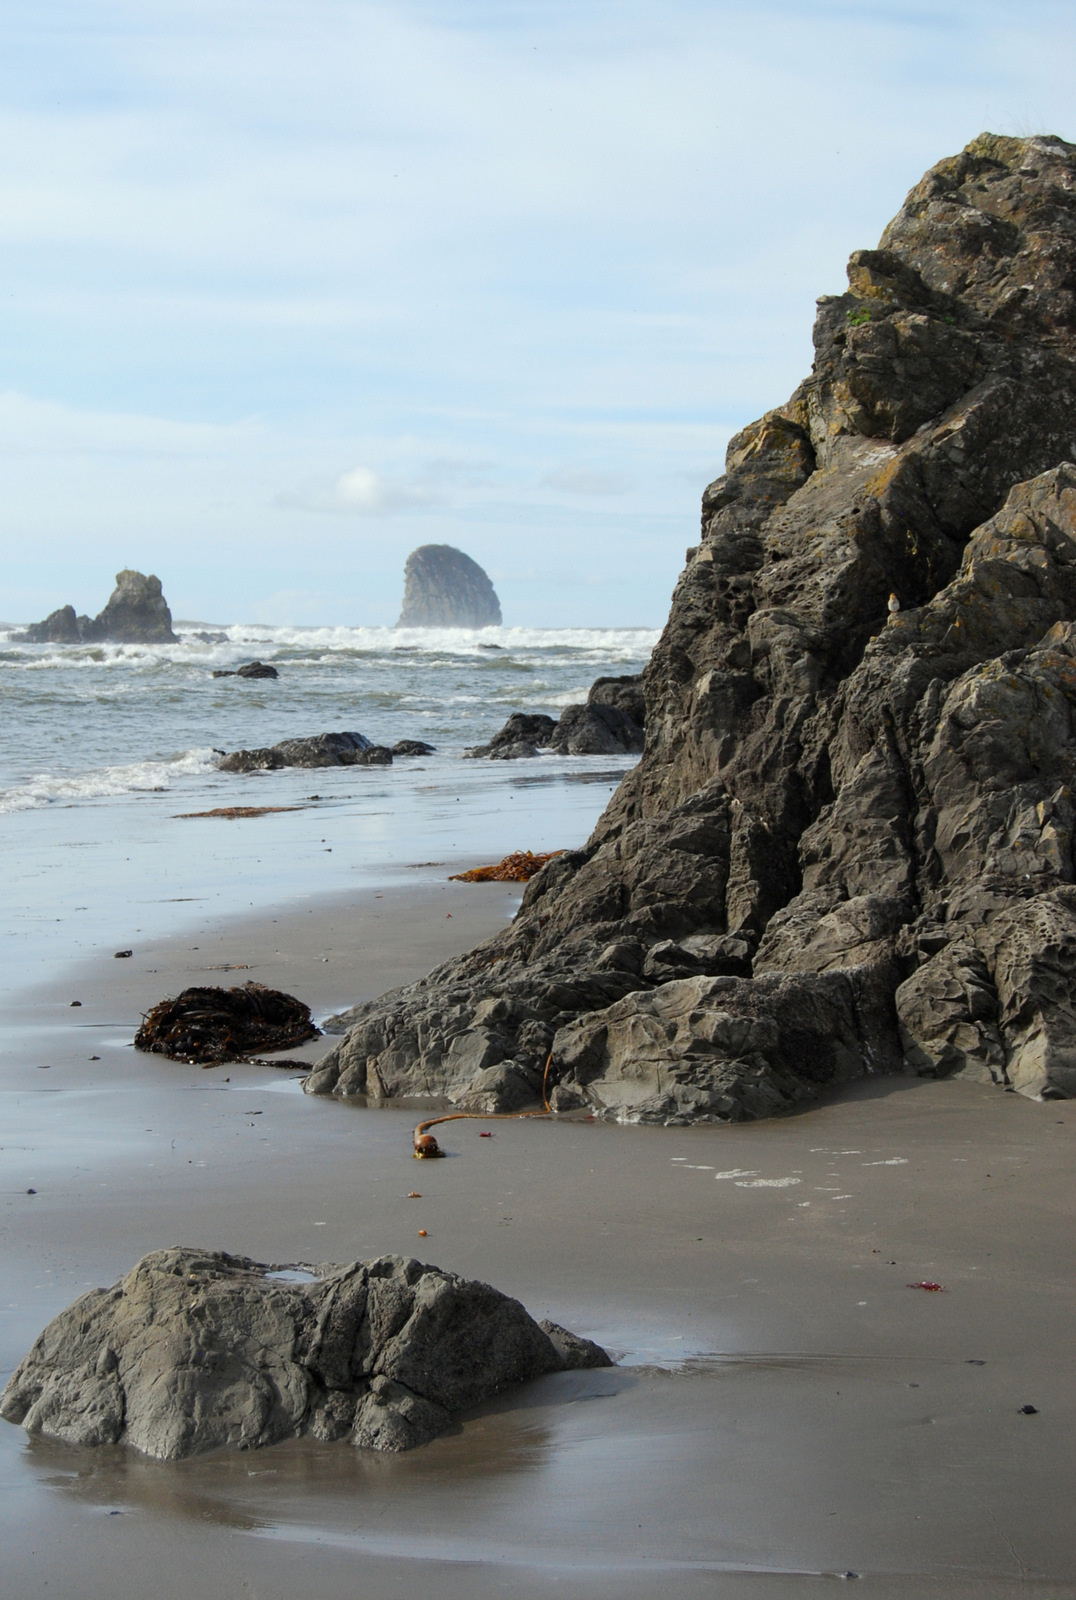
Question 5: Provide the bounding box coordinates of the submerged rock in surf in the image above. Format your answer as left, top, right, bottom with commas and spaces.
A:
0, 1247, 611, 1458
218, 731, 389, 771
397, 544, 501, 628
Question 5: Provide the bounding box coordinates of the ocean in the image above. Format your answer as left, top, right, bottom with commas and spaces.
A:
0, 621, 657, 1000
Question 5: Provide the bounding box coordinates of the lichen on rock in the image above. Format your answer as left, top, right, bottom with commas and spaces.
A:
309, 134, 1076, 1120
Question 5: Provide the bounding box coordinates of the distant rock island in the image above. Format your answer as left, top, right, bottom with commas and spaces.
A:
397, 544, 501, 627
17, 570, 178, 644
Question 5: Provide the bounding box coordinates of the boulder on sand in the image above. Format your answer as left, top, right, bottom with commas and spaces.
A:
309, 135, 1076, 1120
0, 1247, 612, 1458
397, 545, 502, 628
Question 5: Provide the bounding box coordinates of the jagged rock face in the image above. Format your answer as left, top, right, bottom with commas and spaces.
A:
310, 134, 1076, 1121
84, 570, 177, 643
397, 544, 502, 628
0, 1248, 611, 1459
16, 571, 177, 645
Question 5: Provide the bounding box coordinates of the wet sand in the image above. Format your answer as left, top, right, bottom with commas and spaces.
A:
1, 879, 1074, 1599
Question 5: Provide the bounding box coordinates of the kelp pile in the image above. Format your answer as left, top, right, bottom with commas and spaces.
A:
449, 850, 564, 884
135, 982, 319, 1065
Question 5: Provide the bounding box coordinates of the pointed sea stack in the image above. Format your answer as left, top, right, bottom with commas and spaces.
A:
310, 134, 1076, 1122
396, 545, 501, 628
16, 570, 178, 645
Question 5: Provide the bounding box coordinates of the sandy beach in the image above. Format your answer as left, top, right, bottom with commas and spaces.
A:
2, 873, 1074, 1600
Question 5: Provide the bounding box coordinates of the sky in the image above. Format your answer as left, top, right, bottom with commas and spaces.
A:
0, 0, 1074, 628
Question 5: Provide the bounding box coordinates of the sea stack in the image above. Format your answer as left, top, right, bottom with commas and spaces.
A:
396, 545, 501, 628
309, 134, 1076, 1123
17, 570, 178, 644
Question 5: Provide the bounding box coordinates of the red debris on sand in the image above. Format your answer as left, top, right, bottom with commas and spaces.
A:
907, 1280, 945, 1291
479, 1131, 493, 1138
449, 850, 564, 884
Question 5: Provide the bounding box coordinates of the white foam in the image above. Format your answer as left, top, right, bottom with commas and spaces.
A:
0, 747, 220, 813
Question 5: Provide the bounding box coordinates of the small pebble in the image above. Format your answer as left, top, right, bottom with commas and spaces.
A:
70, 1000, 82, 1007
26, 1188, 36, 1195
1018, 1404, 1039, 1415
418, 1229, 428, 1237
114, 950, 133, 959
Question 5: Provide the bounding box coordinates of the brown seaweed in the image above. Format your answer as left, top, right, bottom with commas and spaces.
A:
134, 982, 319, 1065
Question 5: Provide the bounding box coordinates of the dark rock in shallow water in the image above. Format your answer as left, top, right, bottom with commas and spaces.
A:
397, 544, 502, 628
392, 739, 437, 756
466, 676, 646, 759
309, 134, 1076, 1121
465, 713, 557, 760
0, 1247, 611, 1458
16, 570, 177, 645
218, 731, 381, 772
546, 701, 644, 756
212, 661, 279, 679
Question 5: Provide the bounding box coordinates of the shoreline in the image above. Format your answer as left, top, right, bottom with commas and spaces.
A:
2, 875, 1074, 1598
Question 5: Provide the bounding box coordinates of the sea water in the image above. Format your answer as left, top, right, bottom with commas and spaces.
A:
0, 622, 657, 998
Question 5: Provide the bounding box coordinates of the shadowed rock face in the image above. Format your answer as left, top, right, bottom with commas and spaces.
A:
309, 134, 1076, 1121
0, 1248, 611, 1459
17, 571, 177, 644
397, 545, 502, 627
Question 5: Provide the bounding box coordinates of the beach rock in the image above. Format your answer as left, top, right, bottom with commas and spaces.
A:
0, 1247, 612, 1459
466, 679, 646, 760
588, 674, 646, 724
397, 545, 502, 628
465, 713, 557, 760
218, 731, 377, 772
309, 134, 1076, 1119
83, 570, 178, 643
392, 740, 437, 756
546, 701, 644, 755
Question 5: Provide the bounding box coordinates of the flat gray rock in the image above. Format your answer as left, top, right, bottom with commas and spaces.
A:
0, 1248, 611, 1459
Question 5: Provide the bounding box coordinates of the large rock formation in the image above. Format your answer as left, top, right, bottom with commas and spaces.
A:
397, 545, 502, 627
0, 1247, 611, 1459
16, 570, 177, 644
308, 134, 1076, 1122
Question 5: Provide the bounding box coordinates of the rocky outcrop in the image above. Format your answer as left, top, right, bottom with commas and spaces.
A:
219, 732, 390, 771
16, 571, 178, 644
212, 661, 279, 679
16, 604, 82, 644
466, 675, 646, 759
309, 134, 1076, 1121
397, 545, 502, 628
0, 1247, 611, 1458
